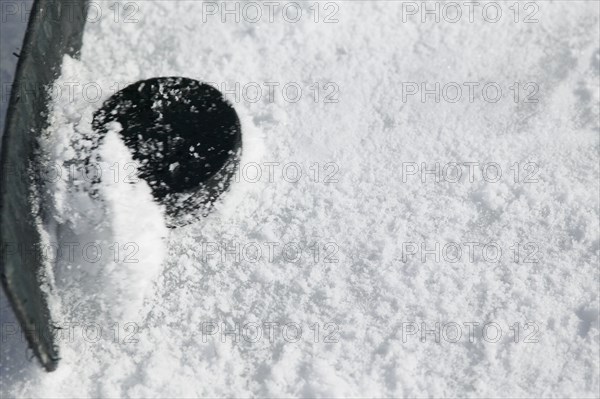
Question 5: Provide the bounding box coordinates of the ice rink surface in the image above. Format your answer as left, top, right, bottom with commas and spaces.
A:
1, 1, 599, 397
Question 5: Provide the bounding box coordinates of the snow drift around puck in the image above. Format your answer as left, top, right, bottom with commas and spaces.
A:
92, 77, 242, 227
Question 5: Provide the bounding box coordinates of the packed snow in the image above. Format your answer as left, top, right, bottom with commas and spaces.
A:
1, 1, 599, 397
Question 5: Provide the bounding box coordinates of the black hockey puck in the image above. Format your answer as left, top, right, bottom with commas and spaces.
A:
92, 77, 242, 227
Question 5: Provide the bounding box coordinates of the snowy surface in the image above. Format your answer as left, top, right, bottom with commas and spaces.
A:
1, 1, 599, 397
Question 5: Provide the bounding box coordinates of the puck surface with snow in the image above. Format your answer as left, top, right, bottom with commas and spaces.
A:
92, 77, 242, 227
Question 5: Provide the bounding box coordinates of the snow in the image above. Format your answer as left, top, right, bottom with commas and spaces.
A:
1, 1, 599, 397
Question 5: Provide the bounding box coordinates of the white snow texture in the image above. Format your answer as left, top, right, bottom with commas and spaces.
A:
1, 1, 599, 398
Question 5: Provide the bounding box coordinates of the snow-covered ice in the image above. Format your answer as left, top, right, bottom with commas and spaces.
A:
1, 1, 599, 397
